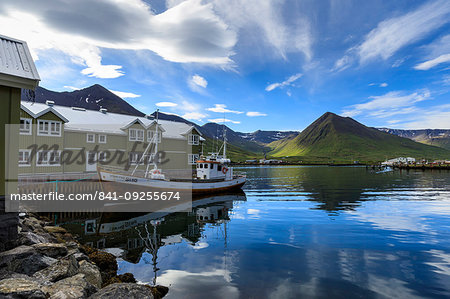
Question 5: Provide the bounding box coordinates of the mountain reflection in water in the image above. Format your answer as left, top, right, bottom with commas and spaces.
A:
60, 166, 450, 298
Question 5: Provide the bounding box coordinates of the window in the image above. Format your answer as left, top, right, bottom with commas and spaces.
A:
18, 149, 31, 166
129, 129, 144, 141
188, 154, 199, 165
37, 120, 61, 136
210, 163, 214, 169
99, 134, 107, 144
188, 134, 199, 145
98, 151, 108, 162
20, 118, 32, 135
87, 133, 95, 143
129, 152, 144, 165
147, 130, 162, 143
36, 150, 60, 166
218, 165, 222, 172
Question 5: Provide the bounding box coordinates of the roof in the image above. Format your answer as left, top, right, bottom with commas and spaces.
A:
0, 34, 40, 89
20, 102, 197, 139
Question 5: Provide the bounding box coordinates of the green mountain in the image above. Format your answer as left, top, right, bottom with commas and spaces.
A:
268, 112, 450, 163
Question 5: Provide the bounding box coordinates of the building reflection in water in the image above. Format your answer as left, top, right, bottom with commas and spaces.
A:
55, 191, 246, 286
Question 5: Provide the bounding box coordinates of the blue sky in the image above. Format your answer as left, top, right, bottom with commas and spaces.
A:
1, 0, 449, 131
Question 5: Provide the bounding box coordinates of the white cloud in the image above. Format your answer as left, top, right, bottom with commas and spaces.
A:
188, 74, 208, 92
266, 73, 302, 92
183, 112, 207, 121
191, 75, 207, 88
64, 86, 80, 91
213, 0, 312, 60
342, 89, 431, 118
246, 111, 267, 117
156, 101, 178, 107
110, 90, 141, 98
206, 104, 242, 114
358, 0, 450, 63
380, 82, 388, 87
208, 118, 240, 124
400, 104, 450, 129
414, 53, 450, 70
0, 0, 237, 80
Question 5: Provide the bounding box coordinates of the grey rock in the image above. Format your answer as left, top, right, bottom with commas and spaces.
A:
33, 254, 79, 282
17, 231, 49, 245
13, 254, 58, 276
74, 252, 90, 262
0, 245, 35, 268
0, 277, 46, 299
32, 243, 68, 258
89, 283, 155, 299
78, 260, 102, 288
43, 273, 97, 299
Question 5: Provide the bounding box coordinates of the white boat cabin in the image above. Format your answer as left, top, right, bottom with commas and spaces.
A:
196, 158, 233, 180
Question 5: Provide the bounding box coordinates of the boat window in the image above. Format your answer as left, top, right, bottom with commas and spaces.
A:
210, 163, 214, 169
218, 165, 222, 172
204, 164, 208, 168
199, 164, 203, 168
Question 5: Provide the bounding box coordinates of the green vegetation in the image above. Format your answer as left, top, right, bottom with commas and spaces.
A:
201, 137, 264, 162
268, 112, 450, 163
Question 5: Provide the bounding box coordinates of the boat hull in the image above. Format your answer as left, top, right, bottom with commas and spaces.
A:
98, 169, 246, 195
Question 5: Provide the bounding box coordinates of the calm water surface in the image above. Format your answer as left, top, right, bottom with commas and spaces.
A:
67, 166, 450, 298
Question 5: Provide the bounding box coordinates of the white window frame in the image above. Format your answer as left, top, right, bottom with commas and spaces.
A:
37, 120, 61, 137
36, 150, 61, 166
147, 130, 162, 143
18, 149, 31, 167
129, 152, 144, 165
86, 133, 95, 143
20, 118, 32, 135
99, 134, 107, 144
188, 154, 199, 165
188, 134, 199, 145
129, 129, 144, 141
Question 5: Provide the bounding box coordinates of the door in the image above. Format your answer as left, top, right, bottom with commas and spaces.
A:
86, 151, 97, 172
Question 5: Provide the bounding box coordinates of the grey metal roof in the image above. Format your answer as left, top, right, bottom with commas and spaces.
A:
0, 34, 40, 89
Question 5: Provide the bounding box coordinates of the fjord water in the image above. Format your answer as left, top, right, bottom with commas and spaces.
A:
91, 166, 450, 298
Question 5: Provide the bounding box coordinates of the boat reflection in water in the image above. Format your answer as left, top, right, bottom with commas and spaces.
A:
59, 190, 246, 286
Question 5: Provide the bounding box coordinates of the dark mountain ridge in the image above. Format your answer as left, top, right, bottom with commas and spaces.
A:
22, 84, 144, 116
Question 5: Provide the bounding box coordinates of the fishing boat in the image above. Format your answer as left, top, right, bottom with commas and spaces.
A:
97, 112, 246, 195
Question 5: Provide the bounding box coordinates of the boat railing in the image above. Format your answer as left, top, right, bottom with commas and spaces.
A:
98, 165, 194, 180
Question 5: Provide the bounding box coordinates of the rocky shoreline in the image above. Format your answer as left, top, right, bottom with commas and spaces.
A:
0, 213, 168, 299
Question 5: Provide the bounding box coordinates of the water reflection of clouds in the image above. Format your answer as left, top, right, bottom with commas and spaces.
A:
345, 201, 450, 239
426, 250, 450, 276
157, 269, 239, 299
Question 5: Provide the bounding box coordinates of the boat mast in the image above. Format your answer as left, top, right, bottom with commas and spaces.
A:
223, 125, 227, 159
154, 109, 159, 169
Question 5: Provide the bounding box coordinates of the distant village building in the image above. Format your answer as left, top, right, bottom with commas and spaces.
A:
382, 157, 416, 165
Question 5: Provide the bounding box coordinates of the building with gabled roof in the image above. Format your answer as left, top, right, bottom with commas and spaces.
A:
19, 101, 202, 176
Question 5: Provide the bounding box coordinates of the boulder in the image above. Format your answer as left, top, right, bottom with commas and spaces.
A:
79, 260, 102, 288
74, 252, 90, 262
0, 245, 57, 276
89, 283, 155, 299
17, 231, 52, 246
13, 254, 57, 276
32, 243, 68, 258
88, 251, 117, 285
0, 277, 46, 299
43, 273, 97, 299
0, 245, 35, 267
43, 226, 67, 234
33, 254, 79, 282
